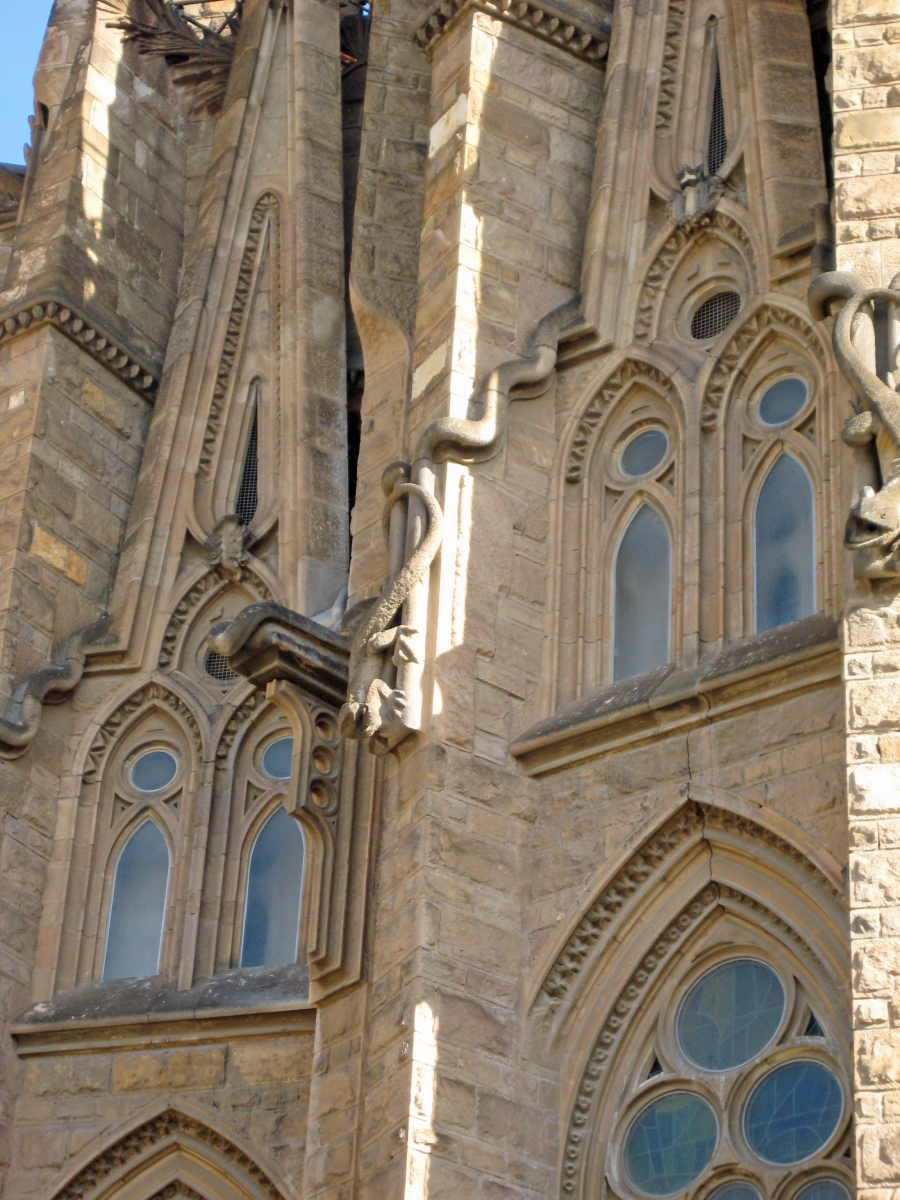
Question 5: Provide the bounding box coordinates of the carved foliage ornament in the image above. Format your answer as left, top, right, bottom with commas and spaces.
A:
636, 210, 755, 342
98, 0, 241, 118
809, 270, 900, 579
656, 0, 686, 131
566, 359, 680, 483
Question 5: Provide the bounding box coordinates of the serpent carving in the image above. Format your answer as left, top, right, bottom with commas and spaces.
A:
809, 270, 900, 578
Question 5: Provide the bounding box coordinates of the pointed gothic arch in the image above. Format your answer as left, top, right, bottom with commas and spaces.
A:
46, 1103, 291, 1200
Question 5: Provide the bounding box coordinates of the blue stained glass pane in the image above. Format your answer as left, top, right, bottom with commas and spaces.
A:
262, 737, 293, 780
624, 1093, 718, 1195
759, 377, 808, 426
613, 504, 672, 682
709, 1182, 763, 1200
130, 750, 177, 792
622, 429, 668, 477
794, 1181, 851, 1200
754, 454, 816, 633
744, 1061, 843, 1164
103, 820, 169, 980
240, 806, 304, 968
677, 959, 785, 1071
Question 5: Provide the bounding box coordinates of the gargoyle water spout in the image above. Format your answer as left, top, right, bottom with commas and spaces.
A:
809, 270, 900, 578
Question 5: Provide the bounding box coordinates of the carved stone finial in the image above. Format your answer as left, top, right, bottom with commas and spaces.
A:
809, 270, 900, 579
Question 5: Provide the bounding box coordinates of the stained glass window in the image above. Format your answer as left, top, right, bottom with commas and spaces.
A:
677, 959, 784, 1071
130, 749, 177, 792
754, 454, 815, 633
262, 736, 293, 780
744, 1061, 843, 1164
613, 504, 671, 681
622, 430, 668, 477
240, 806, 304, 968
794, 1180, 851, 1200
709, 1183, 762, 1200
759, 378, 808, 426
624, 1092, 718, 1195
103, 820, 169, 980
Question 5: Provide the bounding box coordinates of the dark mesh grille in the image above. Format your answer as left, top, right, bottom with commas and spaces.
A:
707, 58, 727, 175
691, 291, 740, 339
235, 405, 259, 526
205, 649, 238, 683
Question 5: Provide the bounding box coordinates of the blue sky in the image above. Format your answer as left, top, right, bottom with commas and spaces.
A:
0, 1, 55, 166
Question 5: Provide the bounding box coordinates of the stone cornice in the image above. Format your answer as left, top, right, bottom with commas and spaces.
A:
412, 0, 611, 64
511, 614, 840, 776
0, 297, 159, 396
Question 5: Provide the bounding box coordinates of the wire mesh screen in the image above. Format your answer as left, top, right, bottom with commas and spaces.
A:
205, 649, 238, 684
707, 59, 727, 175
235, 405, 259, 526
691, 291, 740, 340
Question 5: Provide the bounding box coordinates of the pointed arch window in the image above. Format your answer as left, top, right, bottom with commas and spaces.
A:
240, 806, 305, 968
103, 819, 169, 980
707, 52, 727, 175
613, 504, 672, 681
235, 391, 259, 526
754, 454, 815, 633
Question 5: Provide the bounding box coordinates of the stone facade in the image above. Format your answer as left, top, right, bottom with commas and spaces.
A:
0, 0, 895, 1198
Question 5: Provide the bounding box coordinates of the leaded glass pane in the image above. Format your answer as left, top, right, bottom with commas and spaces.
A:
613, 504, 671, 682
103, 820, 169, 980
262, 736, 293, 780
709, 1182, 763, 1200
744, 1061, 843, 1164
622, 429, 668, 477
240, 806, 304, 968
624, 1092, 718, 1195
794, 1181, 851, 1200
754, 454, 815, 633
130, 749, 177, 792
759, 378, 808, 426
677, 959, 785, 1071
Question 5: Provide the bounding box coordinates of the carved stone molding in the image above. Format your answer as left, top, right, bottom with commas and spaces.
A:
635, 210, 755, 342
84, 681, 203, 784
199, 192, 280, 478
215, 690, 266, 766
412, 0, 611, 65
0, 299, 158, 396
542, 806, 704, 1007
99, 0, 241, 118
560, 886, 720, 1196
566, 359, 680, 483
655, 0, 685, 131
158, 566, 273, 669
700, 303, 827, 431
49, 1108, 285, 1200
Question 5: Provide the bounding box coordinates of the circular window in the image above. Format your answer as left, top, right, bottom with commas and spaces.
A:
205, 648, 237, 683
759, 377, 808, 426
794, 1181, 851, 1200
677, 959, 785, 1071
622, 429, 669, 478
131, 750, 178, 793
624, 1092, 718, 1195
262, 737, 293, 780
744, 1061, 843, 1164
691, 292, 741, 340
708, 1183, 762, 1200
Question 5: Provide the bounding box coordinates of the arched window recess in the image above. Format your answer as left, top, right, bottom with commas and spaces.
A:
103, 817, 171, 980
235, 385, 259, 527
240, 804, 305, 969
753, 452, 816, 634
613, 501, 673, 682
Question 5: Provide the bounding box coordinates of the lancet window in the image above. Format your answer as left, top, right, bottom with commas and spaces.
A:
240, 804, 305, 968
614, 500, 672, 681
103, 818, 170, 980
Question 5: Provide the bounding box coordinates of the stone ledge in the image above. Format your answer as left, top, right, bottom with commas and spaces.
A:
510, 613, 840, 776
412, 0, 611, 65
0, 296, 159, 397
11, 963, 312, 1055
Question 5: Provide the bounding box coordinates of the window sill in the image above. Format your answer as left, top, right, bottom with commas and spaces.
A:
11, 963, 313, 1056
510, 613, 840, 777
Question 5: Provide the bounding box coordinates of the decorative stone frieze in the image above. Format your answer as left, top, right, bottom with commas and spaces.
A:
0, 300, 158, 395
83, 680, 203, 784
412, 0, 611, 64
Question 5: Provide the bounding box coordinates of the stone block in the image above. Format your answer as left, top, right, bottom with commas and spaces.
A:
112, 1047, 226, 1092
